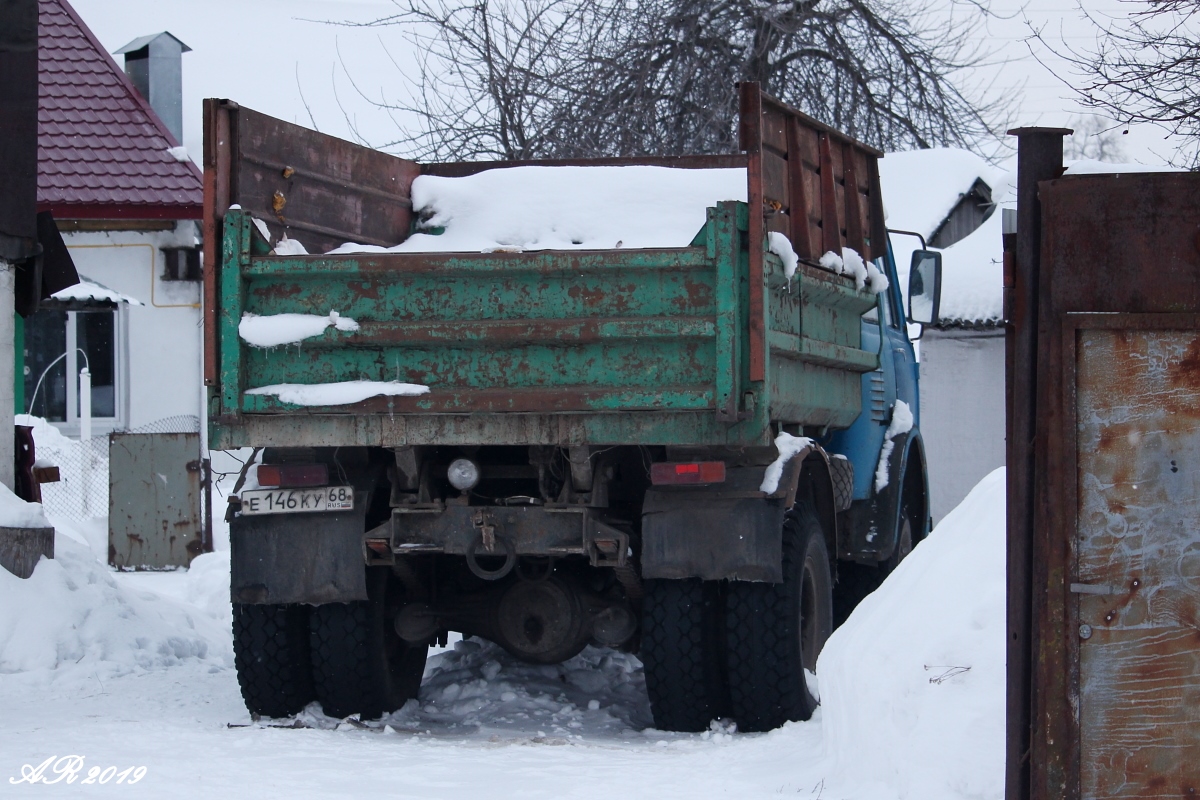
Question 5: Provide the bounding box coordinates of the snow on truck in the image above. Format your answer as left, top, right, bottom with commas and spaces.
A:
203, 83, 942, 733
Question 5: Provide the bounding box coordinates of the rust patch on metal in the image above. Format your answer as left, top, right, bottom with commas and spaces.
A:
1075, 327, 1200, 799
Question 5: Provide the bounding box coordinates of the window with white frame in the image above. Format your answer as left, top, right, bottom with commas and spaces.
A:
24, 303, 124, 430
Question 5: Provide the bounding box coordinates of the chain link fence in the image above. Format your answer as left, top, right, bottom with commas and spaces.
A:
35, 415, 201, 522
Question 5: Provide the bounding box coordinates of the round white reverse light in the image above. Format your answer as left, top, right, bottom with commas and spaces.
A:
447, 458, 481, 491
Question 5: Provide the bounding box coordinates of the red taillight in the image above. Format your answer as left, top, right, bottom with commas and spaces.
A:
256, 463, 329, 488
650, 461, 726, 485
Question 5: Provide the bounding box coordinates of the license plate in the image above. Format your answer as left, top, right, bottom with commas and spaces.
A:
239, 486, 354, 515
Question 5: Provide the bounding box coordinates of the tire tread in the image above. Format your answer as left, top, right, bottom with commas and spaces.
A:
725, 507, 830, 732
641, 578, 726, 732
232, 603, 314, 719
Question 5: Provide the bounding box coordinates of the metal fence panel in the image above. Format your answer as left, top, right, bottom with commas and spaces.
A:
108, 432, 201, 569
1075, 326, 1200, 798
1008, 162, 1200, 800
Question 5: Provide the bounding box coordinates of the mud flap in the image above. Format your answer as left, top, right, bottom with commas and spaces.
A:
642, 492, 785, 582
230, 496, 368, 604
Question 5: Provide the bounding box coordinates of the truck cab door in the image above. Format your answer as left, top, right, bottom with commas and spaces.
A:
824, 291, 896, 502
823, 252, 916, 504
883, 258, 919, 429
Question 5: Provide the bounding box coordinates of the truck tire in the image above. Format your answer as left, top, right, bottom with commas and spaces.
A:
640, 578, 729, 732
232, 603, 314, 719
725, 505, 833, 732
309, 568, 427, 720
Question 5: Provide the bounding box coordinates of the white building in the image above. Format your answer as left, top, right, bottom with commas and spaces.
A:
880, 149, 1011, 523
29, 0, 203, 439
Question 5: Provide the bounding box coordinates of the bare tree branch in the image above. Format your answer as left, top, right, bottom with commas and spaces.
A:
334, 0, 1014, 160
1029, 0, 1200, 168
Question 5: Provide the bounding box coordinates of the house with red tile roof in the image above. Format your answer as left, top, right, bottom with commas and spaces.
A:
24, 0, 204, 445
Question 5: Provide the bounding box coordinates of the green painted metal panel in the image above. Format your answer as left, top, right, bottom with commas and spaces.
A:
218, 215, 249, 418
211, 205, 879, 448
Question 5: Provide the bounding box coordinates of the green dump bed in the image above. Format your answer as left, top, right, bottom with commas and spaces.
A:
204, 86, 886, 450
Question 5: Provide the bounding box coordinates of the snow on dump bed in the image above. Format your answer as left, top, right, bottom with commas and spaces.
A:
246, 380, 429, 406
819, 467, 1006, 799
239, 311, 358, 348
327, 165, 747, 254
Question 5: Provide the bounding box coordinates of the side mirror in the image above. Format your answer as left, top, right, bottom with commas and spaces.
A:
908, 250, 942, 327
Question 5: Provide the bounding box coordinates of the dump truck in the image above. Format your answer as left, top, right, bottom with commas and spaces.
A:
204, 83, 942, 733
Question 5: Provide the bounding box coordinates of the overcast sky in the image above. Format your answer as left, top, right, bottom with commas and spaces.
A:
67, 0, 1186, 165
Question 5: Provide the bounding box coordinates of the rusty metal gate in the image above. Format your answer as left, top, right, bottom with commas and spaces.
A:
108, 432, 203, 569
1071, 319, 1200, 797
1007, 131, 1200, 800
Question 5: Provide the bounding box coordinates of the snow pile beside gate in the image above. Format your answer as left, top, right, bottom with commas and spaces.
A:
819, 468, 1006, 799
0, 482, 49, 528
0, 533, 232, 677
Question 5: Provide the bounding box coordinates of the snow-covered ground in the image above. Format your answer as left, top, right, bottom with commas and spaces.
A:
1, 469, 1007, 798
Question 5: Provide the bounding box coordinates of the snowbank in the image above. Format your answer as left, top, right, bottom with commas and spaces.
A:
0, 533, 231, 677
819, 468, 1006, 799
246, 380, 430, 406
0, 482, 50, 529
327, 165, 747, 254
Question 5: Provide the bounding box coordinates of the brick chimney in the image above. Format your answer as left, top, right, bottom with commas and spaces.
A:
115, 32, 191, 144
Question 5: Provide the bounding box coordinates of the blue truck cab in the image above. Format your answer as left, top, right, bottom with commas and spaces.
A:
824, 238, 939, 572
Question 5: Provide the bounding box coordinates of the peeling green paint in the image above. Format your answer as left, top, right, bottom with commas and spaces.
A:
211, 204, 878, 448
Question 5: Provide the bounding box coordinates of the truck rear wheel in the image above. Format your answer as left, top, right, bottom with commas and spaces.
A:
309, 568, 427, 720
640, 578, 729, 732
232, 603, 314, 719
725, 505, 833, 732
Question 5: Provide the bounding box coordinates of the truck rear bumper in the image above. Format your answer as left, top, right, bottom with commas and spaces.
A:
374, 504, 631, 568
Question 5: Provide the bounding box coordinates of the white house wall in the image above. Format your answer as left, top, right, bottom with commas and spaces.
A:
61, 223, 201, 432
919, 327, 1006, 523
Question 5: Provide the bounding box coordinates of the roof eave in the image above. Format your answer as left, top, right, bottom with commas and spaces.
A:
37, 202, 201, 221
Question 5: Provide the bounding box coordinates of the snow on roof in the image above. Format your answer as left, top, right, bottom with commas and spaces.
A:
890, 154, 1185, 325
37, 0, 203, 218
934, 210, 1005, 324
879, 148, 1007, 239
325, 165, 748, 255
882, 151, 1016, 325
50, 274, 144, 305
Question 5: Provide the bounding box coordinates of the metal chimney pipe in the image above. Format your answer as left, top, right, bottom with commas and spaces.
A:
115, 32, 191, 144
